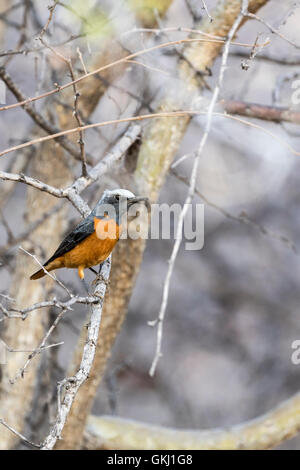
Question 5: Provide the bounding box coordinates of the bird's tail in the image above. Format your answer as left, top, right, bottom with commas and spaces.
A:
30, 268, 46, 280
30, 259, 62, 280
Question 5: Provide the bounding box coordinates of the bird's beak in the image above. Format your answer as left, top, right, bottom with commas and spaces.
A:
127, 196, 150, 211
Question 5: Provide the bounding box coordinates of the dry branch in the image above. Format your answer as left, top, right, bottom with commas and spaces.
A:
149, 0, 250, 377
0, 419, 40, 449
2, 108, 300, 161
41, 258, 111, 450
223, 99, 300, 124
171, 168, 297, 253
0, 37, 263, 115
0, 124, 141, 217
0, 67, 92, 164
86, 391, 300, 450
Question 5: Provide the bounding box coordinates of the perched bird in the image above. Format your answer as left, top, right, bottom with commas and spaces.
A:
30, 189, 149, 281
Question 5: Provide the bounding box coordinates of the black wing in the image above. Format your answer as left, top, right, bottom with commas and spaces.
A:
44, 213, 95, 265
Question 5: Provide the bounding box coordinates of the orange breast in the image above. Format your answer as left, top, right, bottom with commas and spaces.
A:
61, 218, 121, 269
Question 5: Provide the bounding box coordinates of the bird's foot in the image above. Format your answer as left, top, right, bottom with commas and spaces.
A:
92, 273, 109, 287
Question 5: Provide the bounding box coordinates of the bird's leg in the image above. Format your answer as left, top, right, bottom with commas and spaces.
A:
92, 262, 107, 286
89, 267, 98, 275
98, 262, 104, 273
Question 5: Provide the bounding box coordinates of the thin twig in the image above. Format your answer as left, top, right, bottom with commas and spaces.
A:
0, 37, 268, 114
19, 247, 72, 297
149, 0, 250, 377
231, 50, 300, 66
1, 107, 299, 161
0, 419, 41, 448
1, 294, 99, 322
39, 1, 58, 39
222, 99, 300, 124
0, 201, 64, 256
3, 341, 64, 353
171, 168, 297, 253
200, 0, 213, 22
0, 67, 93, 164
0, 124, 141, 216
10, 309, 66, 384
247, 11, 300, 49
38, 34, 88, 175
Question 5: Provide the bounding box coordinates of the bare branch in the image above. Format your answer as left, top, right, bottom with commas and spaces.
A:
41, 257, 111, 450
3, 295, 100, 321
0, 419, 40, 449
149, 0, 250, 377
200, 0, 213, 22
19, 247, 73, 297
2, 340, 64, 353
247, 11, 300, 49
0, 125, 142, 216
171, 168, 297, 253
222, 99, 300, 124
39, 1, 58, 39
0, 37, 265, 114
0, 201, 64, 256
38, 30, 88, 175
5, 102, 300, 162
0, 67, 93, 164
10, 308, 66, 384
86, 390, 300, 450
231, 50, 300, 65
121, 26, 225, 40
0, 169, 64, 197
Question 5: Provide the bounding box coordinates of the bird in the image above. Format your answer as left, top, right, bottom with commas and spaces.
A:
30, 189, 149, 281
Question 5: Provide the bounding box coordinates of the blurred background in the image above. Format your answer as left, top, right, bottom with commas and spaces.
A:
0, 0, 300, 450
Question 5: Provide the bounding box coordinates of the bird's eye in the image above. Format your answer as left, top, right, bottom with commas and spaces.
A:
115, 195, 120, 201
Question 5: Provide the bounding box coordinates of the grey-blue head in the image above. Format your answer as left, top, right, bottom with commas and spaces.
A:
93, 189, 149, 223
